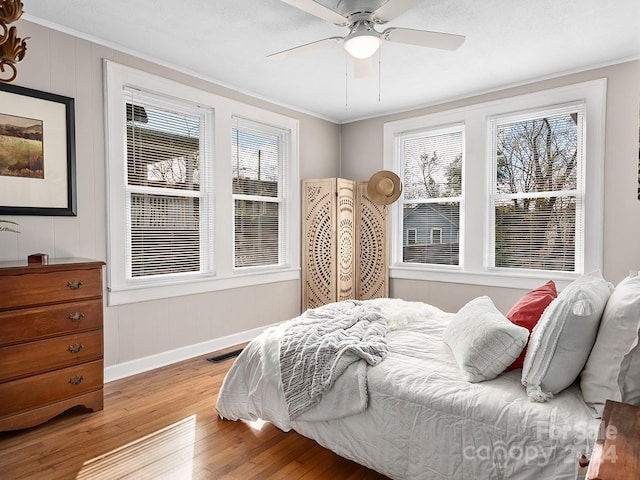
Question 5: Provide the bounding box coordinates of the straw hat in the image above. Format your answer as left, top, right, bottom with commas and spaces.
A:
367, 170, 402, 205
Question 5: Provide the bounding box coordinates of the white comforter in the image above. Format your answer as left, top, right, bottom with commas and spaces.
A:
216, 299, 599, 480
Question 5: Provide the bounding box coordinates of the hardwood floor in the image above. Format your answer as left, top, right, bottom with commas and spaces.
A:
0, 348, 388, 479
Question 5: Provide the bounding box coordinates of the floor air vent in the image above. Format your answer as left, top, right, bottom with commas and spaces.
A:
206, 349, 243, 363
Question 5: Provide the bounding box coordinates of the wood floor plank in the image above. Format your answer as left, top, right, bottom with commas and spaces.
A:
0, 350, 388, 479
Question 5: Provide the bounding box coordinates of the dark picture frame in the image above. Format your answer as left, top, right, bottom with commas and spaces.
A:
0, 83, 76, 216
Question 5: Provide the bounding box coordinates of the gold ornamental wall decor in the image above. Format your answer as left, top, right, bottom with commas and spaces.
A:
0, 0, 29, 83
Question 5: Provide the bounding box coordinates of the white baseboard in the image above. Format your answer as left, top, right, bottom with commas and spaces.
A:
104, 322, 278, 383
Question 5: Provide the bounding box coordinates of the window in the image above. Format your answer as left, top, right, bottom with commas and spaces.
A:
384, 79, 606, 290
398, 125, 463, 266
407, 228, 417, 245
430, 228, 443, 244
124, 88, 212, 279
105, 61, 299, 305
232, 117, 289, 269
489, 106, 583, 273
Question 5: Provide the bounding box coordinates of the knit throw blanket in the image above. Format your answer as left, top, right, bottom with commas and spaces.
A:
279, 300, 389, 419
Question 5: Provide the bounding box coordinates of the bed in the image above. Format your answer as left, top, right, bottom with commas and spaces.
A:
216, 272, 640, 480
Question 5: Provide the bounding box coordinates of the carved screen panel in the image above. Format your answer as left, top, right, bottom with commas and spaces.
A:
302, 179, 337, 310
356, 182, 388, 300
336, 178, 356, 302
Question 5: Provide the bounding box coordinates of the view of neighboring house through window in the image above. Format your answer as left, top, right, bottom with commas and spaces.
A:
384, 80, 604, 288
105, 61, 300, 305
125, 88, 211, 279
399, 125, 463, 266
490, 106, 583, 272
232, 117, 288, 268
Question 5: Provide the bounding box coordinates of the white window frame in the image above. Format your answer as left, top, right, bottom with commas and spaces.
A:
105, 61, 300, 306
398, 123, 464, 268
487, 103, 586, 274
383, 79, 606, 291
231, 117, 290, 271
123, 88, 214, 282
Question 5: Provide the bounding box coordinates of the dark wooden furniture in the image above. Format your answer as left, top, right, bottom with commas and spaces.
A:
584, 400, 640, 480
0, 258, 105, 431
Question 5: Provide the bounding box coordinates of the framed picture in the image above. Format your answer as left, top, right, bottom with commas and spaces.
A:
0, 83, 76, 216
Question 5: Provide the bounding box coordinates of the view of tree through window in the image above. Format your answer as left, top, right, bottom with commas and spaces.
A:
400, 127, 463, 266
492, 110, 581, 271
386, 83, 603, 283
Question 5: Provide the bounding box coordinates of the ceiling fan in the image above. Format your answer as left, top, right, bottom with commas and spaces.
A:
269, 0, 465, 63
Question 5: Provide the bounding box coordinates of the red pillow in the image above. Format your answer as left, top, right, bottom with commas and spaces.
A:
503, 280, 557, 371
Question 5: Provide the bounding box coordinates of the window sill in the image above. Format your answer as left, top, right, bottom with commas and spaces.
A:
107, 267, 300, 306
390, 265, 578, 291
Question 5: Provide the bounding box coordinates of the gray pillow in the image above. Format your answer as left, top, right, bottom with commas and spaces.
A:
443, 296, 529, 383
580, 272, 640, 416
522, 271, 613, 402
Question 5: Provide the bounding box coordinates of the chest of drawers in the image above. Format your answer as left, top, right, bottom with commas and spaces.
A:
0, 258, 105, 431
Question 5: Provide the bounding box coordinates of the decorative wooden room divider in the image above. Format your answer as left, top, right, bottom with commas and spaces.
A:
355, 181, 389, 301
302, 178, 388, 311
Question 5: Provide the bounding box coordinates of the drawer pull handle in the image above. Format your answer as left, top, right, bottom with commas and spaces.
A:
69, 375, 84, 385
68, 343, 84, 353
69, 312, 85, 322
67, 280, 83, 289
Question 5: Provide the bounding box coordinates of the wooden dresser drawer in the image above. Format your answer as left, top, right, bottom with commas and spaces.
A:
0, 360, 103, 417
0, 267, 102, 311
0, 299, 103, 346
0, 330, 103, 382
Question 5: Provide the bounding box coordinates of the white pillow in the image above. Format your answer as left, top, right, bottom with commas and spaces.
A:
522, 271, 613, 402
580, 272, 640, 416
443, 296, 529, 383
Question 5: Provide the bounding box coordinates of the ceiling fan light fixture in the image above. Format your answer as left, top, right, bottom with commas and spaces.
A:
343, 21, 381, 59
343, 34, 381, 59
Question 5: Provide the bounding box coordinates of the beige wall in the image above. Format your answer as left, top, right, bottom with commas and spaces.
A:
3, 20, 638, 372
0, 21, 341, 369
341, 60, 640, 313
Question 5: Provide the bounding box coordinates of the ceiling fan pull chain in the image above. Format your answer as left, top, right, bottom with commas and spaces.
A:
345, 54, 349, 111
378, 48, 382, 103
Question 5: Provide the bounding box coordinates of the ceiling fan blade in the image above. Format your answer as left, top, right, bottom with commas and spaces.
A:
268, 36, 343, 60
383, 28, 465, 50
279, 0, 348, 25
354, 57, 373, 78
373, 0, 424, 23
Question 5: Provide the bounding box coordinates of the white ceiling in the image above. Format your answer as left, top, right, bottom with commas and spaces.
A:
23, 0, 640, 123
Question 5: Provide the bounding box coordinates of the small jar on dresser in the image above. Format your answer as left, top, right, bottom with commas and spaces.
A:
0, 257, 105, 431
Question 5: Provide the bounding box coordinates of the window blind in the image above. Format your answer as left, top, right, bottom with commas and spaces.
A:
490, 107, 583, 272
124, 88, 210, 279
232, 117, 288, 268
400, 126, 463, 266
